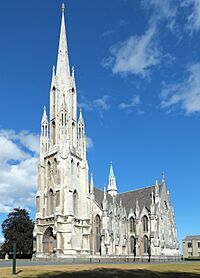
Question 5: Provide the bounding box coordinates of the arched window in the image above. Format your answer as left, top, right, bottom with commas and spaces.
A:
52, 121, 56, 145
73, 190, 78, 217
130, 236, 136, 255
143, 235, 148, 254
72, 122, 75, 147
79, 127, 81, 138
77, 162, 80, 177
36, 196, 40, 213
130, 217, 135, 233
49, 189, 54, 215
143, 215, 148, 232
94, 215, 101, 254
47, 161, 51, 179
71, 159, 74, 175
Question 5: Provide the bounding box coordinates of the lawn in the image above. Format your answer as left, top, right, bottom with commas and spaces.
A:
1, 263, 200, 278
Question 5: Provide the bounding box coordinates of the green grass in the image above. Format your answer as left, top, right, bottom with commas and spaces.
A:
1, 263, 200, 278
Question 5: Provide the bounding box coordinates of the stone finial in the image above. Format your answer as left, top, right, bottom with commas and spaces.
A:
90, 173, 94, 194
162, 171, 165, 183
62, 3, 65, 13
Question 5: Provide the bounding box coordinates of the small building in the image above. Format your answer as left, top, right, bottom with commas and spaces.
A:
183, 235, 200, 259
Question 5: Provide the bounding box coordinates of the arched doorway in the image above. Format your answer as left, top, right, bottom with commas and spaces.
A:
94, 214, 101, 254
42, 227, 56, 255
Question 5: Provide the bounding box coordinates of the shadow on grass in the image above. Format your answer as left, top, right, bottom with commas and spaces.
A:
23, 268, 200, 278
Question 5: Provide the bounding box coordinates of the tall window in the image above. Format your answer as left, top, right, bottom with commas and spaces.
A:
56, 190, 60, 207
130, 217, 135, 233
144, 235, 148, 254
52, 121, 56, 145
36, 196, 40, 213
49, 189, 54, 215
130, 236, 136, 255
73, 190, 78, 217
72, 122, 75, 147
95, 215, 101, 254
143, 215, 148, 232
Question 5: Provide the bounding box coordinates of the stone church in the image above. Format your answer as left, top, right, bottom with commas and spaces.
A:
33, 4, 179, 259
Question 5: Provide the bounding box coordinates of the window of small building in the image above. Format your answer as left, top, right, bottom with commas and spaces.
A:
198, 242, 200, 248
188, 242, 192, 248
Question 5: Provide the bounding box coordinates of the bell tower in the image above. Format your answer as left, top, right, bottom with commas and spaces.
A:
34, 3, 90, 258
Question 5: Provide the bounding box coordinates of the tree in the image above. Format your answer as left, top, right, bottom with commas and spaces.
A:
1, 208, 34, 257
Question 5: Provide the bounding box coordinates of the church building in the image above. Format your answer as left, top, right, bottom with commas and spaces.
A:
33, 4, 179, 259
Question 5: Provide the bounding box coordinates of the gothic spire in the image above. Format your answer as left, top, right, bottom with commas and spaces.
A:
78, 108, 84, 124
107, 161, 117, 197
109, 161, 115, 177
56, 3, 70, 81
162, 171, 165, 183
42, 106, 48, 123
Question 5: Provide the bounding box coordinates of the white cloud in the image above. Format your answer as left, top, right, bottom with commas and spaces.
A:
0, 133, 28, 162
143, 0, 177, 31
102, 26, 160, 78
86, 136, 94, 150
119, 95, 140, 110
78, 95, 111, 116
161, 63, 200, 115
0, 129, 38, 214
183, 0, 200, 33
18, 131, 40, 154
93, 95, 110, 111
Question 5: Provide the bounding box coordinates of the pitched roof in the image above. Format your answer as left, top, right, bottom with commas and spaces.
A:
94, 187, 113, 209
117, 186, 155, 214
94, 184, 156, 215
183, 235, 200, 241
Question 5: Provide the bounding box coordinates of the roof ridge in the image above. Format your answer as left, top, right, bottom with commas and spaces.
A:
117, 184, 157, 195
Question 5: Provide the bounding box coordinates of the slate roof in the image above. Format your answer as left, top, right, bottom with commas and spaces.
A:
94, 184, 157, 215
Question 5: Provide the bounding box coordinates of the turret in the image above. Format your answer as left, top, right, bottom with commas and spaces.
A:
155, 177, 160, 203
107, 161, 117, 197
89, 173, 94, 197
78, 109, 86, 159
40, 106, 49, 156
102, 184, 108, 213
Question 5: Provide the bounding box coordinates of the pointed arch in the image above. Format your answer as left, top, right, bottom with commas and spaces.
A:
73, 190, 78, 217
94, 214, 101, 254
51, 120, 56, 145
143, 235, 148, 254
142, 215, 148, 232
130, 236, 136, 255
42, 227, 56, 255
49, 189, 54, 215
130, 217, 135, 233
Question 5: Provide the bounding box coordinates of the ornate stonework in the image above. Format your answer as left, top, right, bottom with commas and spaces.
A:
33, 4, 179, 259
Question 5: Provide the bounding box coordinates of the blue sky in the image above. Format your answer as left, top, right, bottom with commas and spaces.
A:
0, 0, 200, 251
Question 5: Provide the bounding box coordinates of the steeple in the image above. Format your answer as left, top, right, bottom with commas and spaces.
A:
56, 3, 71, 82
107, 161, 117, 197
162, 172, 165, 184
109, 161, 115, 177
42, 106, 48, 123
40, 106, 49, 156
78, 108, 84, 125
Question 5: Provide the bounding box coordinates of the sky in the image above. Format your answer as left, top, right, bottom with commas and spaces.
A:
0, 0, 200, 251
